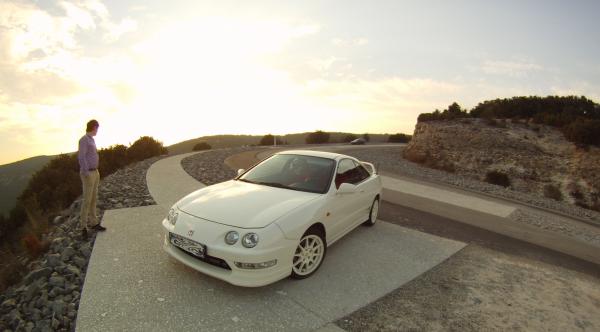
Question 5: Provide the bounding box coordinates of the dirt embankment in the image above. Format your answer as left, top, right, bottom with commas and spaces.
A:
403, 119, 600, 211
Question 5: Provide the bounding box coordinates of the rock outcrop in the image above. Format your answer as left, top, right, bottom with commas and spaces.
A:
403, 118, 600, 210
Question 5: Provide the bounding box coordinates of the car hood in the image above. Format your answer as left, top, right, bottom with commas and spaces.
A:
176, 180, 320, 229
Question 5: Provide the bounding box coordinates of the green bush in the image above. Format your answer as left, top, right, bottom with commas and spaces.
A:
543, 184, 563, 201
258, 134, 284, 146
563, 118, 600, 146
193, 142, 212, 151
127, 136, 168, 162
418, 102, 470, 122
387, 133, 411, 143
417, 96, 600, 147
306, 130, 330, 144
484, 170, 511, 188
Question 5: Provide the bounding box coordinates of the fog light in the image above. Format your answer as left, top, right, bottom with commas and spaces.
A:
234, 260, 277, 269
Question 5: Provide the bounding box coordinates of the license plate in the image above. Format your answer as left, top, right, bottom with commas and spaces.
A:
169, 232, 206, 258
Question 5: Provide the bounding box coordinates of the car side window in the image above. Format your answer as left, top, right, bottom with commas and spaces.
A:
335, 159, 369, 188
352, 161, 370, 182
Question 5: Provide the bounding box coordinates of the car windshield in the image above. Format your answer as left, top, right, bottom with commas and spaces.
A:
238, 154, 336, 194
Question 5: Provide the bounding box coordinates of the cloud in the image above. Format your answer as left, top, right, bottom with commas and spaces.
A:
480, 58, 543, 77
331, 37, 369, 47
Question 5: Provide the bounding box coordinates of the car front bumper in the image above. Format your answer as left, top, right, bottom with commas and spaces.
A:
162, 216, 297, 287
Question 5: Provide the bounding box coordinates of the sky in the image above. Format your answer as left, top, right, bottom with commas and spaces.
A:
1, 0, 599, 165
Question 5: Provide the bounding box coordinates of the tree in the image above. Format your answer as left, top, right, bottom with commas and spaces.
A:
193, 142, 212, 151
388, 133, 411, 143
362, 133, 370, 142
259, 134, 284, 146
306, 130, 330, 144
342, 134, 358, 143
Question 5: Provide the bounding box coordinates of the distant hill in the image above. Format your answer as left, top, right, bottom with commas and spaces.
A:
0, 155, 56, 216
167, 132, 390, 155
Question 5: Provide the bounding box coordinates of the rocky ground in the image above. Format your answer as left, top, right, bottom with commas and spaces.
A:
337, 201, 600, 331
181, 147, 262, 185
0, 156, 162, 332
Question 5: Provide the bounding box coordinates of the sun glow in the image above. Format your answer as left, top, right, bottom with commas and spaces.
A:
98, 18, 338, 146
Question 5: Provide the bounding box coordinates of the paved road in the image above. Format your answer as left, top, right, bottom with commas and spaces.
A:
76, 151, 466, 331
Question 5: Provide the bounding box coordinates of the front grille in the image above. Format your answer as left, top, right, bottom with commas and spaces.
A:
174, 246, 231, 270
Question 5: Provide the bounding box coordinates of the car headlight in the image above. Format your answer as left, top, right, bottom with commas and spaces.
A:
167, 208, 179, 225
224, 231, 239, 245
241, 233, 259, 248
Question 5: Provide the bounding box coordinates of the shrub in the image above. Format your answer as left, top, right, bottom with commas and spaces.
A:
362, 133, 370, 142
306, 130, 330, 144
485, 170, 511, 188
543, 184, 563, 201
388, 133, 411, 143
21, 233, 48, 258
127, 136, 168, 162
193, 142, 212, 151
563, 118, 600, 146
258, 134, 284, 146
417, 102, 469, 122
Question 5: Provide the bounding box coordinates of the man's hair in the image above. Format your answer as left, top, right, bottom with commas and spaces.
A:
86, 119, 99, 132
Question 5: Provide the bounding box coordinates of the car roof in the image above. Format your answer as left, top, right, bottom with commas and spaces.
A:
276, 149, 353, 161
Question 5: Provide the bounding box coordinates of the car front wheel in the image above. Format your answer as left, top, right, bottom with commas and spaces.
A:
290, 229, 326, 279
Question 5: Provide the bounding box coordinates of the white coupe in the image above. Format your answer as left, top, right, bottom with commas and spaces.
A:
162, 150, 382, 287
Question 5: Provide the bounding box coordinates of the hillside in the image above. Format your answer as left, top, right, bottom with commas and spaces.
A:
167, 132, 390, 155
403, 118, 600, 211
0, 155, 56, 216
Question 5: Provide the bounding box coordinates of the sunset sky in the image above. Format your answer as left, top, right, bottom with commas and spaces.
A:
1, 0, 599, 165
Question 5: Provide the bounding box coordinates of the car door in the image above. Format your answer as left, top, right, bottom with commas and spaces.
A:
327, 159, 362, 242
350, 160, 378, 224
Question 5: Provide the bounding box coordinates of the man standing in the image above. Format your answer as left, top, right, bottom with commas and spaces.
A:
78, 119, 106, 239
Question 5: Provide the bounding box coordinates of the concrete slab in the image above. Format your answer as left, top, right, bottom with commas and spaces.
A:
76, 150, 466, 332
76, 206, 464, 331
381, 175, 516, 217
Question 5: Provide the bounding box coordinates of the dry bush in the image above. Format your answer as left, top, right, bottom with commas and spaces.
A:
485, 170, 511, 188
543, 184, 563, 201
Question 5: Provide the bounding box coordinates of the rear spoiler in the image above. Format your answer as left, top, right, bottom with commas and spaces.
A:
360, 161, 377, 175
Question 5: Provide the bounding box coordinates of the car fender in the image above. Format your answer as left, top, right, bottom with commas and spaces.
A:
274, 196, 329, 241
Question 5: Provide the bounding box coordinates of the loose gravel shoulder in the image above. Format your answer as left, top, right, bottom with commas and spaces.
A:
181, 147, 265, 185
0, 156, 163, 332
342, 146, 600, 222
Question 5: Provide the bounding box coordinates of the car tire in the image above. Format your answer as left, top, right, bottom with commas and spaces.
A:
290, 227, 327, 279
363, 197, 379, 227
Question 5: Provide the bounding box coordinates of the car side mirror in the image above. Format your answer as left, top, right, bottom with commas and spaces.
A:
237, 169, 245, 176
337, 182, 357, 194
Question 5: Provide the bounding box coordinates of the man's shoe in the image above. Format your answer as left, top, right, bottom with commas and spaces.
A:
81, 228, 88, 240
92, 224, 107, 231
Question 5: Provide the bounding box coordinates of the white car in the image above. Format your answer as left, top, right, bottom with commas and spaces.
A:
162, 150, 382, 287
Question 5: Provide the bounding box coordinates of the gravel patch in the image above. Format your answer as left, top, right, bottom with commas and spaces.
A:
181, 147, 264, 185
342, 146, 600, 222
510, 209, 600, 246
0, 156, 162, 331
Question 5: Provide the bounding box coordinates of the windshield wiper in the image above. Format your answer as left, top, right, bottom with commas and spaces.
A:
237, 178, 256, 184
256, 181, 293, 190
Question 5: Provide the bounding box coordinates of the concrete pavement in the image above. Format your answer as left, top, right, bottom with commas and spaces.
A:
76, 151, 466, 331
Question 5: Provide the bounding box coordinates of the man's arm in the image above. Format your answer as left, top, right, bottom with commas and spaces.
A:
78, 137, 89, 177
